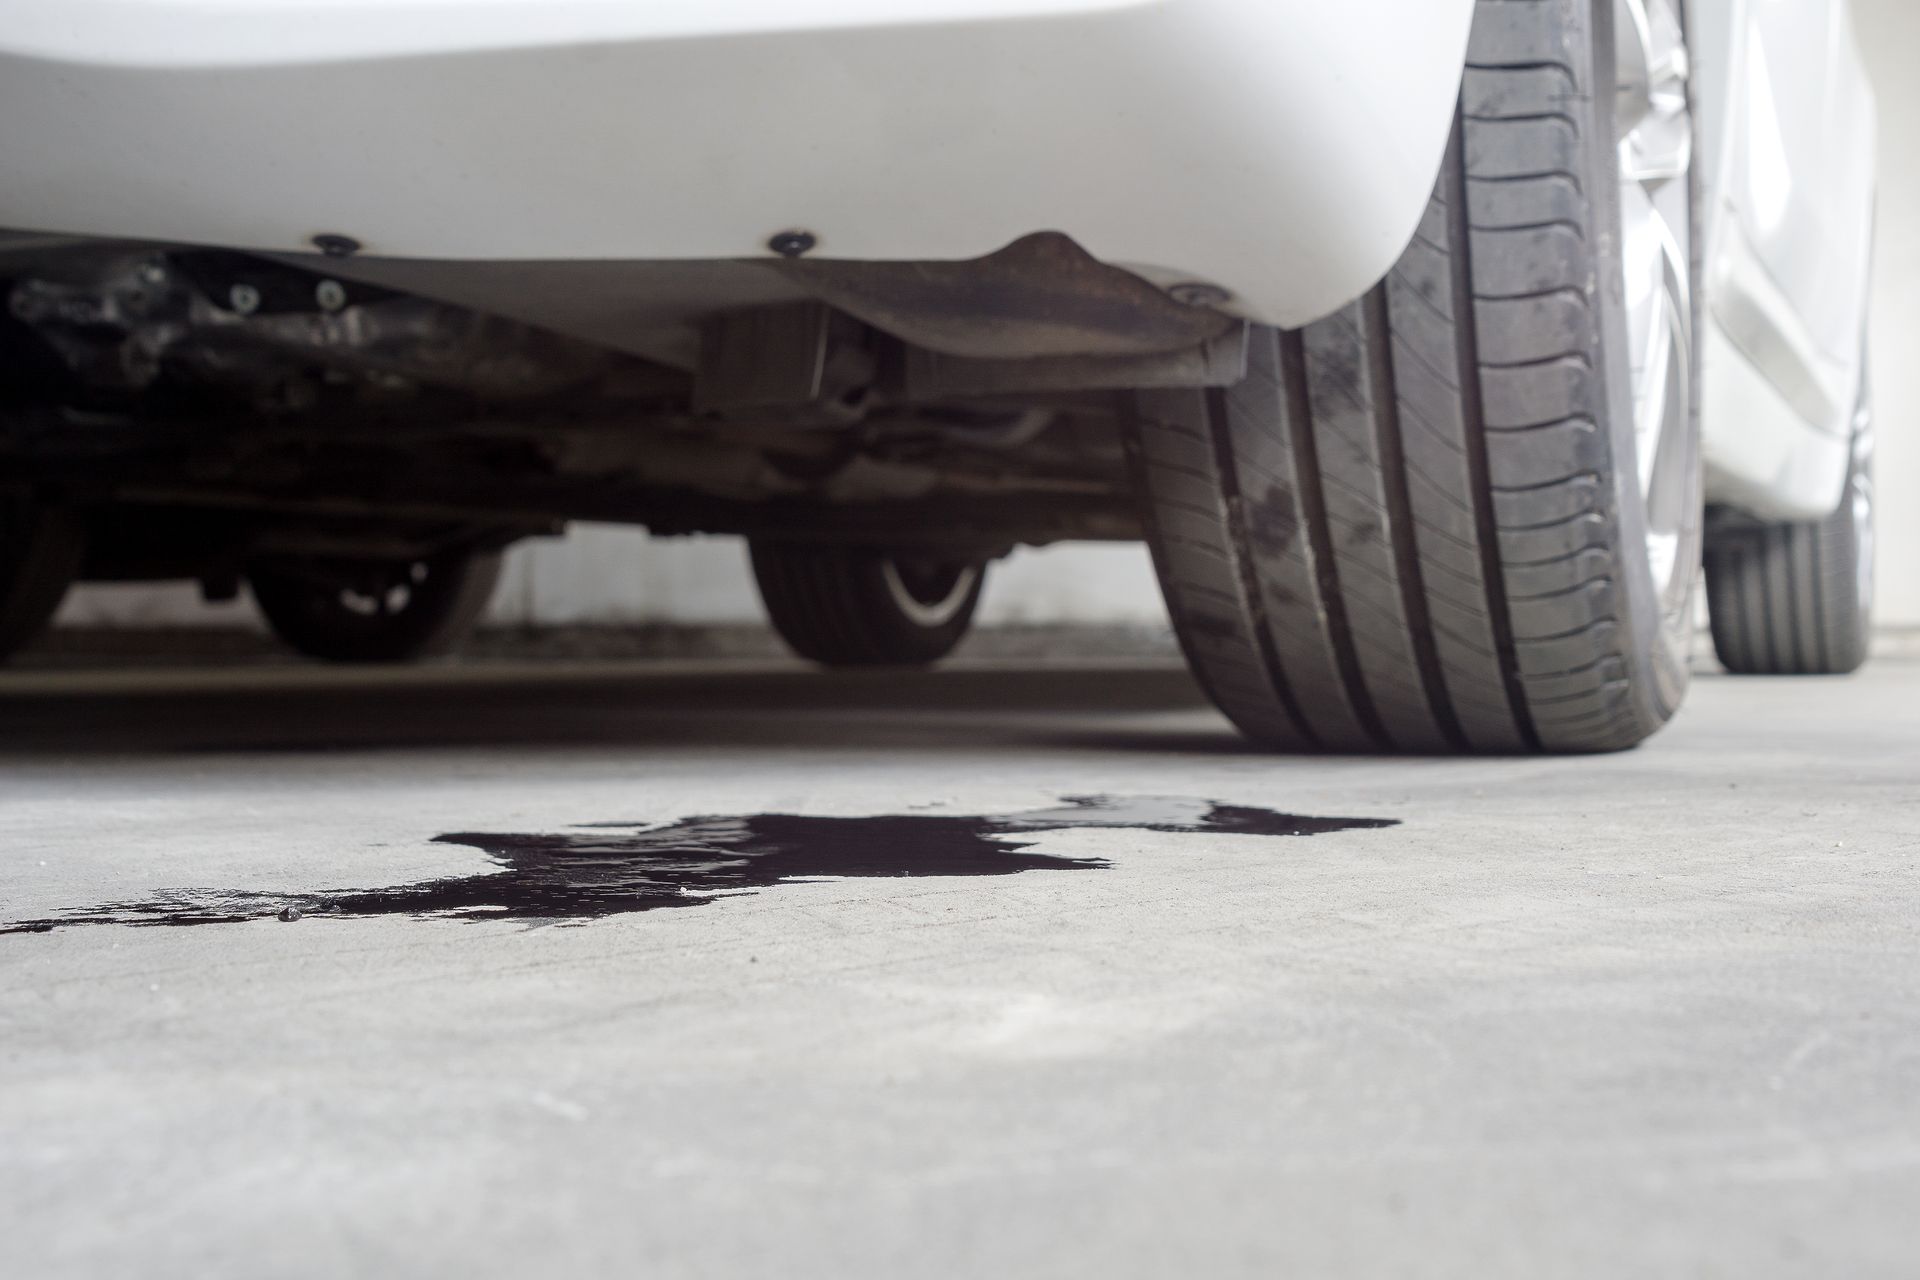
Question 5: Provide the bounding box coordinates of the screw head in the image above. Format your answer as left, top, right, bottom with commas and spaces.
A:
228, 283, 262, 315
768, 230, 818, 259
314, 280, 348, 312
311, 233, 361, 258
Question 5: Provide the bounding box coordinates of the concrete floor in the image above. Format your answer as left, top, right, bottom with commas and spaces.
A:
3, 655, 1918, 1278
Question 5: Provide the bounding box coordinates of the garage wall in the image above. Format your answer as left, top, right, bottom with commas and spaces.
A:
52, 530, 1172, 630
1856, 0, 1920, 626
478, 529, 1168, 628
53, 0, 1920, 632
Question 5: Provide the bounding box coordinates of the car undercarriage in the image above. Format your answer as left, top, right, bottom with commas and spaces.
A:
2, 234, 1234, 602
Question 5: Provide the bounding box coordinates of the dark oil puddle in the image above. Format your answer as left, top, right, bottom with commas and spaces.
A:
2, 796, 1395, 934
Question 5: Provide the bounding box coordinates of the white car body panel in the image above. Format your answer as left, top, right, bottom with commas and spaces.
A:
0, 0, 1878, 520
1691, 0, 1877, 519
0, 0, 1474, 330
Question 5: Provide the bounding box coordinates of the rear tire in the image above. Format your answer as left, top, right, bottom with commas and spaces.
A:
1705, 405, 1873, 676
248, 549, 501, 664
749, 542, 985, 667
0, 497, 84, 661
1131, 0, 1701, 753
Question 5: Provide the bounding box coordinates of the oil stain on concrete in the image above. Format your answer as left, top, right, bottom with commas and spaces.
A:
1, 796, 1395, 933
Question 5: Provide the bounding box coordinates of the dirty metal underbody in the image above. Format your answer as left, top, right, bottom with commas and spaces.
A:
0, 233, 1244, 568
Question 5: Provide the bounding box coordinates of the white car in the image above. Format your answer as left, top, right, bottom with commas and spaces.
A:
0, 0, 1879, 752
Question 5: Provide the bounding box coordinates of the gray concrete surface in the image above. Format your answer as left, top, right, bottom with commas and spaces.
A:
3, 656, 1918, 1277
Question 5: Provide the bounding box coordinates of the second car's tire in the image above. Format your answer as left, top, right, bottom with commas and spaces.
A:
0, 496, 84, 661
1705, 403, 1874, 676
1131, 0, 1701, 754
248, 548, 502, 664
749, 542, 986, 667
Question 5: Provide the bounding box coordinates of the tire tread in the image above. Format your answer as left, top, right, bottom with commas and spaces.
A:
1131, 0, 1694, 753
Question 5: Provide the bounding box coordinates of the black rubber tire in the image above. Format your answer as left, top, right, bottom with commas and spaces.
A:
0, 497, 84, 662
749, 542, 986, 667
248, 549, 502, 664
1705, 413, 1873, 676
1130, 0, 1701, 754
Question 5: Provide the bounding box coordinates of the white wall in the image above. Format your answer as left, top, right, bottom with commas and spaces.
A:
54, 0, 1920, 631
482, 529, 1167, 628
53, 530, 1169, 630
1856, 0, 1920, 625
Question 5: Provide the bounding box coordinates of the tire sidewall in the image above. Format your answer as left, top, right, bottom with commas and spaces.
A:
0, 496, 84, 658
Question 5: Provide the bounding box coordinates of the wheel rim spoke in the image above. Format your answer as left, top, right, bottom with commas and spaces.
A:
1617, 0, 1694, 603
880, 559, 979, 628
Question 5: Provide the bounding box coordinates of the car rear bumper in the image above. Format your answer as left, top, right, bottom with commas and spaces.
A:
0, 0, 1475, 328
